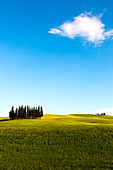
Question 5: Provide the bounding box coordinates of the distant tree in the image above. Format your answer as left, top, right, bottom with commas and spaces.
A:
15, 108, 18, 119
23, 106, 26, 119
21, 105, 24, 119
9, 106, 14, 119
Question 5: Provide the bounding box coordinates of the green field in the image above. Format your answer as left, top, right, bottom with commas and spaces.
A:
0, 114, 113, 169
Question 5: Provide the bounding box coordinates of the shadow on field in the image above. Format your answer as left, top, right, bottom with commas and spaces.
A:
0, 119, 11, 122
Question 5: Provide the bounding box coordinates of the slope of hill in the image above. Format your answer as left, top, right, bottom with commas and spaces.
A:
0, 114, 113, 169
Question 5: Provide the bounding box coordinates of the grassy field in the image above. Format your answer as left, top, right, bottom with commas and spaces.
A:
0, 114, 113, 169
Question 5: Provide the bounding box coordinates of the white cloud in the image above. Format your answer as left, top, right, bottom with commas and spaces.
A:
72, 108, 113, 116
104, 29, 113, 38
49, 12, 113, 46
0, 112, 8, 117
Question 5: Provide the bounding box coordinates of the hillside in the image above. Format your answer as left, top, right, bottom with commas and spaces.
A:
0, 114, 113, 169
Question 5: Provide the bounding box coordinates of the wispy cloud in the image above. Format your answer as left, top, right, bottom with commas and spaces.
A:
49, 12, 113, 46
72, 108, 113, 116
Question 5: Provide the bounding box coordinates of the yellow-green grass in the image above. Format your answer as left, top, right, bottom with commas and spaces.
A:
0, 114, 113, 169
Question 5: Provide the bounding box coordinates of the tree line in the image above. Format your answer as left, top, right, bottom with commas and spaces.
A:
9, 105, 43, 119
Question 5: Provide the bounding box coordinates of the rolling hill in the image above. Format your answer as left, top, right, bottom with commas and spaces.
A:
0, 114, 113, 169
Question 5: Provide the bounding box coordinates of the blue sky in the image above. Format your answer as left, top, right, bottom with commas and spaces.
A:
0, 0, 113, 116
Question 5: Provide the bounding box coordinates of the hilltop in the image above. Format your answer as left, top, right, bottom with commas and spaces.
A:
0, 114, 113, 169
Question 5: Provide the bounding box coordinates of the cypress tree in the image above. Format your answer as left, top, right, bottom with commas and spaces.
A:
9, 105, 43, 119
